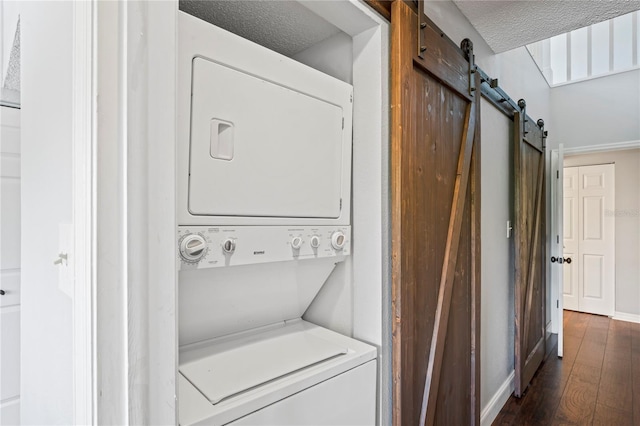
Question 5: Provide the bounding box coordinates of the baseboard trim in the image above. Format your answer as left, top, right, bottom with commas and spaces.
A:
613, 311, 640, 324
480, 370, 515, 426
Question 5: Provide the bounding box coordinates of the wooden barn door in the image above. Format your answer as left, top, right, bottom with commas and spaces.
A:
391, 1, 481, 424
513, 104, 547, 397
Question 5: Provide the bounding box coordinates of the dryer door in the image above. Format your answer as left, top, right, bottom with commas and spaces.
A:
189, 57, 346, 219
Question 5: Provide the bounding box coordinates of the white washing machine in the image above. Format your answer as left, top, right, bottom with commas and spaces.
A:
177, 11, 377, 426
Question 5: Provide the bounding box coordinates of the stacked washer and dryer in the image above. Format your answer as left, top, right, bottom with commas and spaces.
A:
176, 11, 377, 426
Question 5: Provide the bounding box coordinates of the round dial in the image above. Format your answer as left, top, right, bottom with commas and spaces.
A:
179, 233, 207, 263
331, 231, 347, 250
291, 236, 303, 250
310, 235, 321, 249
222, 238, 236, 254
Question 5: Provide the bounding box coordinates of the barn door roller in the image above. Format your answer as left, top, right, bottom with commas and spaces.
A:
461, 38, 476, 97
417, 0, 427, 58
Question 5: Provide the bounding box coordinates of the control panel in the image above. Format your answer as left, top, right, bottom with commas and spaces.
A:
177, 226, 351, 270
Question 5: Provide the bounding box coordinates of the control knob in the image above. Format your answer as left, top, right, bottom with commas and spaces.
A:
179, 233, 207, 263
331, 231, 347, 250
291, 236, 303, 250
310, 235, 321, 249
222, 238, 236, 254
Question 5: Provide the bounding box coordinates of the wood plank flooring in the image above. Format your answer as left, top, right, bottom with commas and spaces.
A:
493, 310, 640, 425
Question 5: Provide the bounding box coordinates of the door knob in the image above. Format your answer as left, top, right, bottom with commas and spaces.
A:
564, 257, 572, 264
551, 256, 572, 264
0, 289, 5, 295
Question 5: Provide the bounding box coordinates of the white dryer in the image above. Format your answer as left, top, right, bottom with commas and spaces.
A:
177, 11, 376, 426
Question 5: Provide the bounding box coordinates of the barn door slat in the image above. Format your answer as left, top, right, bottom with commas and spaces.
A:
391, 1, 481, 424
513, 105, 547, 397
420, 100, 476, 426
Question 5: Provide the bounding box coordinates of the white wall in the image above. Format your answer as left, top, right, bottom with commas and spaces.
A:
423, 1, 552, 421
293, 32, 353, 84
550, 69, 640, 149
1, 105, 21, 425
479, 98, 515, 411
564, 149, 640, 317
20, 2, 73, 424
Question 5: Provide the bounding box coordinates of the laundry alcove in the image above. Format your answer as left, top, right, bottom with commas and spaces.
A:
175, 1, 390, 424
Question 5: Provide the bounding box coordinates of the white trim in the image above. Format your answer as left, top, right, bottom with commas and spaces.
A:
613, 312, 640, 324
95, 1, 129, 422
550, 65, 640, 88
563, 140, 640, 155
480, 371, 515, 426
95, 2, 178, 423
549, 145, 564, 357
71, 1, 95, 424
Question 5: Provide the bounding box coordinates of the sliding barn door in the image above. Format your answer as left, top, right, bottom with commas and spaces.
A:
513, 105, 546, 397
391, 1, 481, 424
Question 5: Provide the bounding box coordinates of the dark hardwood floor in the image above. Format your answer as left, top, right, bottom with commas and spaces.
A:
493, 310, 640, 425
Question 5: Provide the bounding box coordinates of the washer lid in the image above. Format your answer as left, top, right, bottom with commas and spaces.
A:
179, 323, 348, 404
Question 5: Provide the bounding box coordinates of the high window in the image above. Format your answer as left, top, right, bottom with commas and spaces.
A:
527, 11, 640, 86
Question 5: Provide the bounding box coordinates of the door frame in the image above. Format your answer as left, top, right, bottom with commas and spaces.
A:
92, 2, 179, 424
72, 1, 181, 423
71, 1, 95, 423
552, 139, 638, 356
549, 145, 564, 357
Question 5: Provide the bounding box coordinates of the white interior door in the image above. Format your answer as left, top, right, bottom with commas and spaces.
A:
0, 105, 20, 425
578, 164, 615, 315
563, 167, 579, 311
563, 164, 615, 316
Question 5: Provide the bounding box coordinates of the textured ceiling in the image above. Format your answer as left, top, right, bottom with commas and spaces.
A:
179, 1, 342, 57
1, 17, 20, 106
453, 0, 640, 53
4, 19, 20, 92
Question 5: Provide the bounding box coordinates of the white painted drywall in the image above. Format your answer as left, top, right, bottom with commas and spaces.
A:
20, 2, 73, 423
293, 32, 353, 84
564, 149, 640, 316
1, 105, 21, 426
423, 2, 552, 421
550, 69, 640, 149
479, 98, 515, 412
